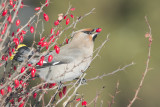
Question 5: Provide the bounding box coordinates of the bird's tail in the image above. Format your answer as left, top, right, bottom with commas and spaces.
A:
10, 44, 34, 62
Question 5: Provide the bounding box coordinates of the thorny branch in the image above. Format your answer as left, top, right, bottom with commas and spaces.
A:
87, 62, 134, 81
108, 81, 120, 107
127, 16, 152, 107
87, 86, 105, 107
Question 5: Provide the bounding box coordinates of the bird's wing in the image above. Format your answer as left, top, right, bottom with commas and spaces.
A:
36, 48, 83, 69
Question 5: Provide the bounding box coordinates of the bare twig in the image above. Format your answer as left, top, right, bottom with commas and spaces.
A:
87, 62, 134, 81
127, 16, 152, 107
87, 86, 105, 106
108, 81, 120, 107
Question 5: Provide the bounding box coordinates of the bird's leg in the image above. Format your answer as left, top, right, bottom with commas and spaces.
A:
74, 78, 87, 84
57, 81, 64, 90
51, 82, 64, 104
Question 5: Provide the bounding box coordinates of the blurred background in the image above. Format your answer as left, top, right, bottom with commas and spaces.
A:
19, 0, 160, 106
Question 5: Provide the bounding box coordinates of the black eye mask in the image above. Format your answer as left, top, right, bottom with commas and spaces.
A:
82, 29, 95, 34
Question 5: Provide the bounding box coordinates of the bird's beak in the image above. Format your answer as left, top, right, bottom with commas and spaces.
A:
91, 28, 100, 41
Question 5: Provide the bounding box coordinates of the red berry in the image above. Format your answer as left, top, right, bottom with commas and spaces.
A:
43, 13, 49, 21
10, 0, 13, 6
22, 30, 26, 34
52, 38, 55, 42
28, 63, 32, 67
20, 80, 23, 84
13, 4, 15, 8
21, 67, 25, 73
32, 67, 36, 73
50, 28, 54, 34
10, 99, 14, 104
13, 65, 16, 70
7, 15, 12, 23
70, 14, 74, 18
0, 89, 4, 95
5, 56, 8, 61
19, 102, 24, 107
66, 18, 70, 25
19, 35, 23, 43
82, 101, 87, 106
2, 55, 5, 60
46, 44, 48, 49
48, 55, 53, 62
96, 28, 102, 32
35, 7, 41, 11
38, 41, 43, 45
31, 67, 36, 77
66, 38, 68, 44
13, 38, 19, 45
8, 48, 11, 52
45, 0, 49, 7
33, 93, 37, 98
56, 30, 60, 36
18, 97, 22, 102
7, 86, 12, 93
70, 8, 75, 11
8, 73, 11, 78
16, 19, 20, 26
15, 79, 19, 88
2, 9, 7, 16
12, 32, 14, 36
17, 28, 20, 32
20, 2, 24, 8
41, 42, 48, 47
30, 26, 34, 33
41, 56, 45, 61
54, 45, 60, 54
76, 98, 81, 101
54, 20, 59, 26
1, 29, 5, 35
22, 83, 27, 87
43, 84, 48, 89
0, 38, 2, 42
2, 3, 5, 7
50, 35, 55, 42
1, 23, 7, 35
40, 37, 45, 41
37, 59, 43, 66
62, 86, 67, 95
8, 52, 12, 57
59, 92, 62, 99
64, 15, 67, 19
4, 23, 7, 30
49, 83, 56, 88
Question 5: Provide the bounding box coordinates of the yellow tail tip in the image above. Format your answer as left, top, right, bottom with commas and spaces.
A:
16, 44, 26, 51
10, 44, 27, 60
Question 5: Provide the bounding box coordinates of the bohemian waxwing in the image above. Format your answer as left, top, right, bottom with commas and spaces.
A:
11, 28, 100, 83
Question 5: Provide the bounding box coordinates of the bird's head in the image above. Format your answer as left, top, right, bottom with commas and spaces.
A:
72, 28, 101, 42
69, 28, 101, 50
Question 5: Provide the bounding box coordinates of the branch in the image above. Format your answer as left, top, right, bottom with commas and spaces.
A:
87, 62, 134, 81
87, 86, 105, 106
127, 16, 152, 107
108, 81, 120, 107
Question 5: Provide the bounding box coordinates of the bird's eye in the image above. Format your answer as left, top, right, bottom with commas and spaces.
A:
83, 29, 94, 34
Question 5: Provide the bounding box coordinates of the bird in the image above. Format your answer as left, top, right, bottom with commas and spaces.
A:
10, 28, 101, 83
